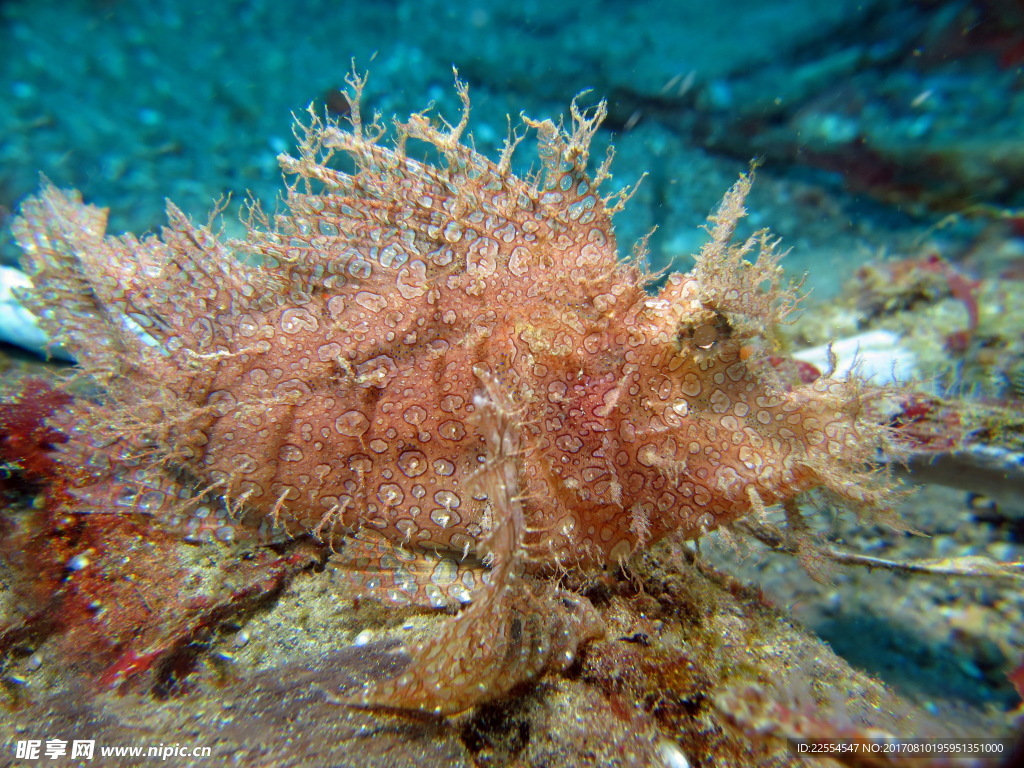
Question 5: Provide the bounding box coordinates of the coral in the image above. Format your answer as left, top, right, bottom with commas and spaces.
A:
0, 379, 324, 696
854, 252, 981, 354
0, 377, 71, 498
9, 72, 907, 714
1, 502, 321, 695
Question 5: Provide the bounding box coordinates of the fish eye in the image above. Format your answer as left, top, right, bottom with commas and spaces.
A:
678, 310, 731, 351
691, 323, 719, 350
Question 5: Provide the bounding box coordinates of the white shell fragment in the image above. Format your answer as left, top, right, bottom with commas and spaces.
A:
0, 265, 71, 360
792, 329, 917, 385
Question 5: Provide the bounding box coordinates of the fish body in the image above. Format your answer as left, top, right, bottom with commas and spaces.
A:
12, 75, 898, 713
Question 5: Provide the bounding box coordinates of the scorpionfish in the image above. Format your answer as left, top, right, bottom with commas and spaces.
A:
12, 73, 900, 715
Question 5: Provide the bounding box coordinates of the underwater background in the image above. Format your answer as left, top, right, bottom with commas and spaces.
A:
2, 0, 1023, 294
0, 1, 1023, 766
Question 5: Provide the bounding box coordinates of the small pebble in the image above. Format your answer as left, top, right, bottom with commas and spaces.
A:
658, 739, 690, 768
956, 657, 983, 679
353, 629, 373, 646
66, 552, 91, 571
933, 537, 958, 557
986, 542, 1016, 562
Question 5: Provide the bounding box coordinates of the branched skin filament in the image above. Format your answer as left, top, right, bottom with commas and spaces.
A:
13, 73, 899, 714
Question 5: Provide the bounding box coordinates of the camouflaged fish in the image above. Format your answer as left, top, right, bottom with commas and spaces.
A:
12, 72, 900, 714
